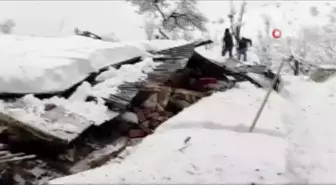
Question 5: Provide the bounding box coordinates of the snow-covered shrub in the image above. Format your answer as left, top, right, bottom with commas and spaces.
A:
309, 6, 319, 17
228, 0, 247, 43
254, 5, 336, 74
101, 32, 120, 42
0, 19, 15, 34
143, 18, 157, 40
254, 14, 273, 67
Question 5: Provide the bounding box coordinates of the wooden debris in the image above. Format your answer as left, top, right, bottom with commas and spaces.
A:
127, 80, 208, 134
0, 41, 216, 185
69, 137, 129, 173
128, 129, 146, 138
0, 150, 36, 164
0, 103, 119, 145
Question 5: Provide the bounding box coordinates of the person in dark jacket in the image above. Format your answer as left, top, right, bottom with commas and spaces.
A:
237, 37, 252, 61
222, 28, 234, 58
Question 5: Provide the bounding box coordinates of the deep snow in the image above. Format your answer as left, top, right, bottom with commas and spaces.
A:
0, 35, 148, 94
0, 35, 189, 94
0, 1, 333, 183
49, 75, 336, 184
49, 82, 289, 184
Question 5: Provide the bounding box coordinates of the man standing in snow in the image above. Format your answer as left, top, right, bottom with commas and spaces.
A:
237, 37, 252, 62
222, 28, 234, 58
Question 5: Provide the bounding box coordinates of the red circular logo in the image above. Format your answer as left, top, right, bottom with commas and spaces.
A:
272, 29, 282, 39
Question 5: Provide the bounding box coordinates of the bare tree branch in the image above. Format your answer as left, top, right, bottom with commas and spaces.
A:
127, 0, 208, 40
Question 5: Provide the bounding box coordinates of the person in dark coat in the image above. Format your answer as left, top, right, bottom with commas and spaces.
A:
237, 37, 252, 61
222, 28, 234, 58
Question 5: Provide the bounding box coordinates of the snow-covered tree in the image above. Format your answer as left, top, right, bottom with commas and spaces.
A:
309, 6, 319, 17
182, 30, 194, 41
0, 19, 15, 34
228, 0, 247, 43
143, 18, 157, 40
255, 14, 273, 67
217, 18, 225, 24
126, 0, 208, 39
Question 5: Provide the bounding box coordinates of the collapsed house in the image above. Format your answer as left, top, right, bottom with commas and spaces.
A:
0, 37, 280, 184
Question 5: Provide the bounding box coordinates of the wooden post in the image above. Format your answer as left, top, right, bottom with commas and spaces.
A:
249, 60, 285, 132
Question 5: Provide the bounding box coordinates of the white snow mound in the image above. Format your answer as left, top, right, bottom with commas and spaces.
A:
0, 35, 149, 94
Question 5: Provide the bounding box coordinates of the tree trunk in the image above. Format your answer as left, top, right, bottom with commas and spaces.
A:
294, 59, 300, 76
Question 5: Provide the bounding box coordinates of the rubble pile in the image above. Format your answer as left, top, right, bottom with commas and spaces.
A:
0, 39, 280, 185
124, 83, 208, 138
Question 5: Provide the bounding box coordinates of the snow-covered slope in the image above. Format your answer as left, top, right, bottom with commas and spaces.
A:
49, 82, 289, 184
50, 75, 336, 184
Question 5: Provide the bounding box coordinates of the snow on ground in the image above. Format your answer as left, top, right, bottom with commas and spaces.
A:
50, 81, 289, 184
50, 73, 336, 184
195, 45, 261, 65
280, 75, 336, 183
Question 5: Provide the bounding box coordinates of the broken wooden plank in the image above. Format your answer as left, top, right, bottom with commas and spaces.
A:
0, 100, 119, 144
193, 40, 213, 48
0, 109, 91, 144
0, 154, 36, 164
0, 152, 25, 161
69, 137, 129, 173
0, 151, 10, 156
156, 43, 195, 59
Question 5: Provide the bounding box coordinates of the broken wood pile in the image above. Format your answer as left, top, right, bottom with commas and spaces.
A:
0, 41, 215, 185
106, 43, 205, 138
187, 51, 282, 91
0, 39, 282, 185
124, 83, 207, 138
94, 43, 196, 112
0, 143, 34, 163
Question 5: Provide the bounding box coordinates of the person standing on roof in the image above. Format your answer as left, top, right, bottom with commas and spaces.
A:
237, 37, 252, 62
221, 28, 234, 58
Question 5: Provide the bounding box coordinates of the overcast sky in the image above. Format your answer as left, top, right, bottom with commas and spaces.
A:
0, 1, 268, 39
0, 1, 334, 40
